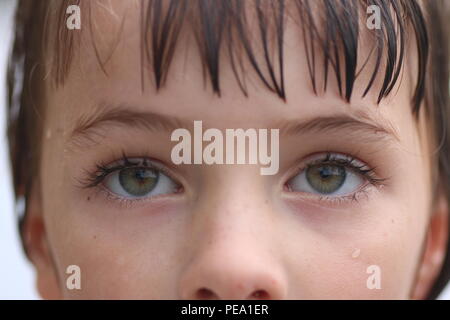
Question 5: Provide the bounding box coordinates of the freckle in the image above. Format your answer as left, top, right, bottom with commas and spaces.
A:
352, 248, 361, 259
87, 197, 90, 201
93, 235, 97, 240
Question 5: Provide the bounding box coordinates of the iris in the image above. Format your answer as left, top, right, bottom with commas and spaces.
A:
118, 167, 159, 197
305, 164, 346, 194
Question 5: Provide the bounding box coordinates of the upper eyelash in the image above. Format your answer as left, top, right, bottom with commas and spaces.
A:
80, 153, 165, 189
301, 152, 388, 187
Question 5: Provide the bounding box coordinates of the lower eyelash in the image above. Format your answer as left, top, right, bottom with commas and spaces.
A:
314, 184, 376, 205
97, 186, 148, 209
88, 182, 183, 210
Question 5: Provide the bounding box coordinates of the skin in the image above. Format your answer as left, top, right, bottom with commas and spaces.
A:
24, 1, 448, 299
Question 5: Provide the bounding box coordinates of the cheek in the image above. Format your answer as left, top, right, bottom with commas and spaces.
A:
43, 181, 188, 298
39, 137, 181, 297
280, 196, 428, 299
49, 208, 186, 298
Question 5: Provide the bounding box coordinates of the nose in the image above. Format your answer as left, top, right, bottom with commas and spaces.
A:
178, 168, 287, 300
179, 254, 286, 300
178, 235, 287, 300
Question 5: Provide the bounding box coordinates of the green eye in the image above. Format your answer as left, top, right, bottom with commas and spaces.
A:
94, 158, 181, 200
305, 164, 346, 194
287, 154, 373, 198
118, 167, 159, 197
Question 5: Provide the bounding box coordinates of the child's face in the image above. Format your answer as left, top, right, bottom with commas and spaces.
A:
28, 1, 447, 299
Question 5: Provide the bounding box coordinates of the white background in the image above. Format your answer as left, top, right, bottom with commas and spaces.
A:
0, 0, 449, 300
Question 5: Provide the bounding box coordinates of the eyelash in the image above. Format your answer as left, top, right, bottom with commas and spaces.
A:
286, 152, 388, 204
78, 153, 183, 208
79, 151, 387, 207
80, 152, 179, 190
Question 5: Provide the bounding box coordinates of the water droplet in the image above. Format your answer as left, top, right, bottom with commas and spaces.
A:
352, 248, 361, 258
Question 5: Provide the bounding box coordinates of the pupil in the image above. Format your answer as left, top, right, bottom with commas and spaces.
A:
319, 167, 333, 179
135, 169, 150, 182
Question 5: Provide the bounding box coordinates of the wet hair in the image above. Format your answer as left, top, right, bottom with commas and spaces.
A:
6, 0, 450, 299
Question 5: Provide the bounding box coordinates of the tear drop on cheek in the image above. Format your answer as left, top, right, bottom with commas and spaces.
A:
352, 248, 361, 259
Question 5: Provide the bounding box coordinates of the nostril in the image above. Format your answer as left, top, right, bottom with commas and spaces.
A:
250, 289, 270, 300
196, 287, 217, 300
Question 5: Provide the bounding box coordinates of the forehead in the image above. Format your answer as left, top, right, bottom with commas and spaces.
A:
44, 0, 421, 130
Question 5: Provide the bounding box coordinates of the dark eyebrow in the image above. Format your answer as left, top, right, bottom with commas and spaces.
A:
277, 110, 400, 143
70, 103, 190, 142
69, 103, 400, 149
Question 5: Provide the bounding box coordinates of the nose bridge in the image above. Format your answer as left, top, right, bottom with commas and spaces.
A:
192, 166, 272, 246
177, 167, 287, 300
201, 164, 269, 217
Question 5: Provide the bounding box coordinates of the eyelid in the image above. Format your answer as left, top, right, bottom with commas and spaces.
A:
290, 152, 384, 182
300, 152, 365, 168
80, 155, 183, 191
283, 151, 387, 198
92, 182, 184, 210
79, 156, 185, 209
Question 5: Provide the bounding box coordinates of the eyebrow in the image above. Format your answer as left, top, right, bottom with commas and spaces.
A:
70, 103, 190, 141
277, 110, 400, 143
69, 103, 400, 148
